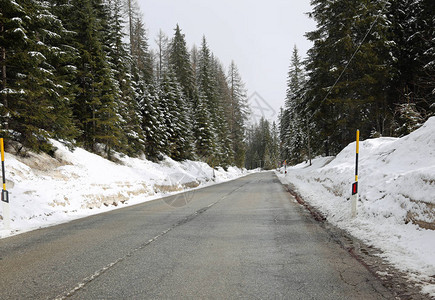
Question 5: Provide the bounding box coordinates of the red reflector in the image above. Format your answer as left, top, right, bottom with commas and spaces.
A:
352, 182, 358, 195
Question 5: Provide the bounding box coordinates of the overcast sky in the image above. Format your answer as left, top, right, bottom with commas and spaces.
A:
137, 0, 316, 122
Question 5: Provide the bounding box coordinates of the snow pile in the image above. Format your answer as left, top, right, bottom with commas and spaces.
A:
277, 117, 435, 296
0, 140, 247, 238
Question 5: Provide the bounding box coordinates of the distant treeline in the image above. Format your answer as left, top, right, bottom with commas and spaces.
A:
0, 0, 248, 168
280, 0, 434, 165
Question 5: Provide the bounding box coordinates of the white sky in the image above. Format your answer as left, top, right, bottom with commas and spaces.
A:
138, 0, 316, 122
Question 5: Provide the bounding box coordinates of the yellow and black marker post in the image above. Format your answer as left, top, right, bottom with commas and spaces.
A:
1, 138, 8, 203
1, 138, 10, 229
351, 130, 359, 218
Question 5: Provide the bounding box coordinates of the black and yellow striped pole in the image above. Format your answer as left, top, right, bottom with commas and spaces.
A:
1, 138, 8, 202
351, 130, 359, 218
1, 138, 10, 229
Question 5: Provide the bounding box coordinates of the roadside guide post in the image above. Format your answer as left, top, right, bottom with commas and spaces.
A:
1, 138, 10, 229
351, 130, 359, 218
284, 160, 287, 174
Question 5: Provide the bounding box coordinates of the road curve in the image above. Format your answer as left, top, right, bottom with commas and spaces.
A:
0, 172, 394, 299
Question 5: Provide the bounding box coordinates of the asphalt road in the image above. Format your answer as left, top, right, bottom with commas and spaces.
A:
0, 172, 394, 299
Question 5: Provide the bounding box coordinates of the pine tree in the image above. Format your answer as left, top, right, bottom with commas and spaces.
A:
106, 0, 144, 156
389, 0, 435, 135
193, 90, 215, 162
213, 58, 233, 167
169, 24, 195, 104
159, 69, 193, 160
278, 107, 289, 161
227, 61, 248, 168
67, 0, 121, 154
270, 121, 280, 169
245, 117, 277, 170
197, 37, 216, 119
197, 36, 218, 162
1, 0, 78, 153
168, 24, 196, 157
283, 45, 306, 163
305, 0, 392, 155
1, 0, 256, 167
140, 83, 165, 159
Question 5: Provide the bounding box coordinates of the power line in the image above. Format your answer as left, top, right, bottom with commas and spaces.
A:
304, 2, 389, 163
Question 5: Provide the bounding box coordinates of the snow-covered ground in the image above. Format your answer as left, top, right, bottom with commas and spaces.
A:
277, 117, 435, 297
0, 140, 248, 238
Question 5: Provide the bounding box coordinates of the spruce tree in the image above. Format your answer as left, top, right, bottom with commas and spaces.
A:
140, 83, 165, 159
389, 0, 435, 135
68, 0, 121, 154
197, 36, 218, 162
1, 0, 78, 153
213, 58, 233, 167
278, 107, 289, 161
168, 24, 196, 157
227, 61, 248, 168
305, 0, 392, 154
169, 24, 195, 104
244, 117, 277, 170
106, 0, 144, 156
193, 90, 215, 161
270, 121, 280, 168
159, 69, 192, 160
283, 45, 306, 164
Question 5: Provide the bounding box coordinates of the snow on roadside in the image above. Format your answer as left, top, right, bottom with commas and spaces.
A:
277, 117, 435, 297
0, 140, 248, 238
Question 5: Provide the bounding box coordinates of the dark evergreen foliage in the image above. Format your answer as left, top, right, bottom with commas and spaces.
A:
227, 61, 248, 168
279, 0, 434, 164
0, 0, 255, 170
1, 0, 78, 153
245, 117, 279, 170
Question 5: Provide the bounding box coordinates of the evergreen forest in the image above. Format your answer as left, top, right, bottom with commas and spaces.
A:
0, 0, 249, 168
280, 0, 434, 165
1, 0, 434, 170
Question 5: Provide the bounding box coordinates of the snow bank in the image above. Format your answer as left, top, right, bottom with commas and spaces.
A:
0, 140, 248, 238
277, 117, 435, 297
